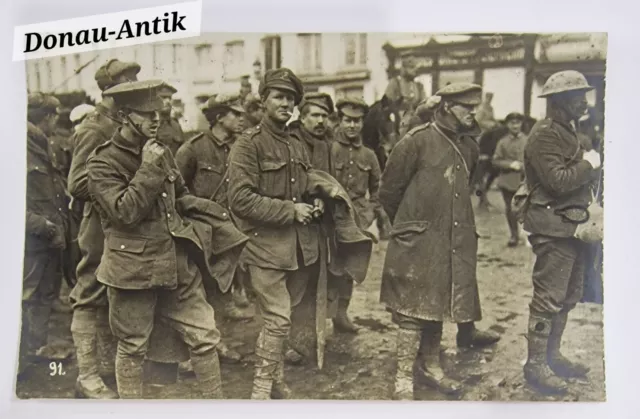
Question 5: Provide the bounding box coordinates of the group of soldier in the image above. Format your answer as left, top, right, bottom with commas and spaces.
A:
21, 51, 603, 401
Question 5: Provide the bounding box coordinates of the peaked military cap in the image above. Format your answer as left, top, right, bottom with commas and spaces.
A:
94, 59, 141, 91
157, 82, 178, 96
435, 82, 483, 106
259, 68, 304, 105
504, 112, 524, 122
204, 93, 245, 114
336, 97, 369, 118
299, 92, 334, 114
102, 80, 164, 112
28, 92, 61, 114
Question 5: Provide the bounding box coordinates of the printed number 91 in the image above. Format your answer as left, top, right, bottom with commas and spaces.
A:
49, 362, 65, 376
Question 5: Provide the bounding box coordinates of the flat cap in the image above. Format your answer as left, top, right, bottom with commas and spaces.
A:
259, 68, 304, 105
299, 92, 334, 114
204, 93, 245, 114
69, 104, 96, 123
94, 59, 141, 91
157, 82, 178, 96
102, 80, 164, 113
28, 92, 61, 113
504, 112, 524, 122
435, 82, 483, 106
336, 97, 368, 118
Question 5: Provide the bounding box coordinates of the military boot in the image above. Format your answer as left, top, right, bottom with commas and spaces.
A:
332, 299, 359, 334
25, 302, 72, 361
217, 341, 242, 364
456, 322, 501, 349
523, 311, 569, 395
115, 352, 145, 399
222, 297, 254, 321
72, 309, 118, 399
251, 330, 285, 400
417, 322, 462, 396
393, 328, 421, 400
271, 360, 292, 399
191, 350, 224, 399
547, 310, 590, 379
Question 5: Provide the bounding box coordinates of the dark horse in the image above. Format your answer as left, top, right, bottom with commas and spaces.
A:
362, 95, 401, 171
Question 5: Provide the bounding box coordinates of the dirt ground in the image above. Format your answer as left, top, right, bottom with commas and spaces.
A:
15, 189, 606, 401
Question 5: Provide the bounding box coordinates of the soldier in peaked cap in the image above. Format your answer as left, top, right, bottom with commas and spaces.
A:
66, 58, 140, 399
329, 97, 381, 333
20, 93, 73, 377
176, 93, 254, 334
86, 80, 226, 399
385, 54, 426, 138
155, 82, 186, 156
380, 82, 501, 399
520, 70, 601, 395
228, 67, 325, 399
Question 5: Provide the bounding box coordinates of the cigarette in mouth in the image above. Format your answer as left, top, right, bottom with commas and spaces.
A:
284, 111, 293, 116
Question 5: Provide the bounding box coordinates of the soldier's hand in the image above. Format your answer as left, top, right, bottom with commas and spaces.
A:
45, 220, 65, 249
509, 161, 523, 171
142, 140, 165, 165
312, 198, 325, 218
294, 203, 315, 225
583, 150, 602, 169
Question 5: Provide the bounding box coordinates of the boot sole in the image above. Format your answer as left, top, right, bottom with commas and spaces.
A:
524, 371, 569, 396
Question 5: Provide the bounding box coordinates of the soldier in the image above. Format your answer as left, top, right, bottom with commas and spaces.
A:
492, 112, 527, 247
521, 70, 601, 395
67, 59, 139, 398
155, 82, 185, 156
21, 93, 71, 376
86, 80, 225, 399
242, 92, 264, 131
329, 98, 382, 332
380, 83, 500, 400
175, 93, 252, 360
228, 68, 324, 399
384, 54, 426, 138
69, 104, 96, 132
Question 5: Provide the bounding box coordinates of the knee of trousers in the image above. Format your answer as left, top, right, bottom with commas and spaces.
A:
70, 307, 98, 333
187, 328, 221, 357
116, 336, 151, 358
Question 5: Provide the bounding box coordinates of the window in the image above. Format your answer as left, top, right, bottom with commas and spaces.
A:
195, 43, 212, 66
342, 33, 367, 68
223, 40, 245, 79
336, 86, 364, 100
297, 34, 322, 74
59, 56, 68, 90
45, 60, 53, 91
262, 36, 281, 71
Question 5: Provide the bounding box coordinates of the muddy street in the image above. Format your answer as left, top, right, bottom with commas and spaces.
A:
15, 189, 605, 401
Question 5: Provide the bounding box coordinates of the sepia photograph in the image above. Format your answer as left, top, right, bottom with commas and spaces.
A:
17, 32, 606, 402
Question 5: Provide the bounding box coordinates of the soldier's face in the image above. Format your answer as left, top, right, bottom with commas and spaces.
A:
158, 94, 173, 115
301, 105, 329, 137
340, 115, 364, 139
561, 92, 589, 120
219, 110, 245, 134
448, 102, 477, 129
264, 88, 295, 123
128, 110, 159, 138
507, 119, 523, 135
42, 113, 59, 135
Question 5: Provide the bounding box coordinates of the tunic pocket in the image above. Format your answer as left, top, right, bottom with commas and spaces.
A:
107, 234, 147, 254
390, 221, 430, 247
258, 159, 288, 198
194, 161, 224, 197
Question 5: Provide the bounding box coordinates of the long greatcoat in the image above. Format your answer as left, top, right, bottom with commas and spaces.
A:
379, 115, 482, 323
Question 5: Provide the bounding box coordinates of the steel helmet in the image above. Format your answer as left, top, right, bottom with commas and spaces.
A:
539, 70, 594, 98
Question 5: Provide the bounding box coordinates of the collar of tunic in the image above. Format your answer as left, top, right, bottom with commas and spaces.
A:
335, 129, 363, 148
261, 116, 289, 141
112, 128, 144, 155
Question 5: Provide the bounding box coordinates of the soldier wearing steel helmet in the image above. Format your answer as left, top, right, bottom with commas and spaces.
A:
520, 70, 602, 395
86, 80, 228, 399
380, 82, 501, 400
66, 58, 140, 399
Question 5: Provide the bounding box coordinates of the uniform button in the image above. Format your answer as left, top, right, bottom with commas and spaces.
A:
291, 159, 295, 162
226, 178, 230, 182
167, 213, 172, 218
292, 197, 297, 202
120, 245, 126, 249
207, 166, 212, 170
350, 161, 353, 164
546, 205, 551, 209
254, 232, 258, 236
348, 175, 352, 178
35, 166, 39, 170
452, 249, 456, 254
162, 192, 167, 198
170, 231, 175, 235
291, 178, 295, 183
456, 165, 461, 170
455, 193, 460, 198
58, 207, 62, 211
454, 221, 459, 227
222, 212, 227, 217
169, 175, 175, 180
